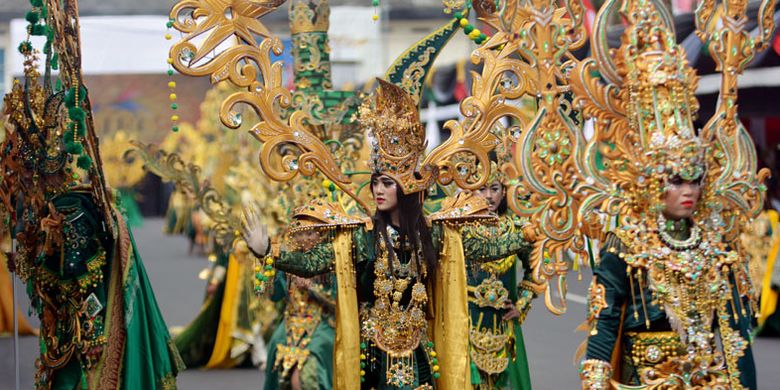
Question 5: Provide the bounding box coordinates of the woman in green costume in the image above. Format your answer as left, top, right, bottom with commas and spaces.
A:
243, 81, 533, 390
260, 214, 338, 390
173, 246, 231, 367
264, 272, 336, 390
470, 168, 538, 389
0, 1, 183, 386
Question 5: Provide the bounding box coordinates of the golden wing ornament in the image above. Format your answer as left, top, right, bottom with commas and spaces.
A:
169, 0, 368, 212
489, 0, 593, 315
128, 141, 241, 246
694, 0, 774, 244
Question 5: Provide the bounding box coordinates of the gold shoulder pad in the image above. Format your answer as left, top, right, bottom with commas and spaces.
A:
427, 191, 497, 225
602, 231, 628, 258
288, 198, 371, 234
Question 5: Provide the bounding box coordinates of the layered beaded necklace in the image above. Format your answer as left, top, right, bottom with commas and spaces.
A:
621, 215, 747, 388
360, 225, 431, 387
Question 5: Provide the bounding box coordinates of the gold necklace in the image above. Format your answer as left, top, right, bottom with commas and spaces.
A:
361, 234, 428, 387
629, 231, 746, 385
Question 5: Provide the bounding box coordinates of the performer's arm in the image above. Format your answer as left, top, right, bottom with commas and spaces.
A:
580, 248, 629, 388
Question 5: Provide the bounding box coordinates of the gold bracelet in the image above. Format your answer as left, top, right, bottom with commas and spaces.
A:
579, 359, 612, 389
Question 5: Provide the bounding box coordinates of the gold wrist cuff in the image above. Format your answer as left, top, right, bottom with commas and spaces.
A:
579, 359, 612, 389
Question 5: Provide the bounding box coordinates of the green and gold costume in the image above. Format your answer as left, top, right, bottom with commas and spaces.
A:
584, 231, 756, 388
29, 192, 184, 389
271, 200, 530, 389
464, 213, 535, 389
264, 272, 337, 390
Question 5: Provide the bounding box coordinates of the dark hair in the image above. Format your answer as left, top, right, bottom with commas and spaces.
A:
497, 188, 508, 215
370, 174, 437, 282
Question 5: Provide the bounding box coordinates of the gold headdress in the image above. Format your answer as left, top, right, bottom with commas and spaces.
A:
361, 79, 438, 194
568, 0, 707, 216
168, 3, 484, 209
489, 0, 775, 315
485, 123, 520, 186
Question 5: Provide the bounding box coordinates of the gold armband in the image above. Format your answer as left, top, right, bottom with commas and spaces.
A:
579, 359, 612, 389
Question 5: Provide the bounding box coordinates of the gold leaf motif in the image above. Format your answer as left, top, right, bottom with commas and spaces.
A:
128, 141, 240, 246
169, 0, 370, 213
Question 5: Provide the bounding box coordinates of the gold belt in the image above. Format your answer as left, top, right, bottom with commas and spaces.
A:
623, 331, 685, 368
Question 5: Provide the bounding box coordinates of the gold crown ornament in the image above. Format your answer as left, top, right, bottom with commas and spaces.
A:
577, 0, 707, 215
289, 0, 330, 34
361, 79, 438, 195
484, 123, 520, 187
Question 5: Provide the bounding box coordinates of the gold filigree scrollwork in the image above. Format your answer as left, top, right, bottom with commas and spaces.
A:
128, 141, 240, 246
421, 27, 534, 190
169, 0, 369, 213
169, 0, 283, 84
499, 0, 591, 315
694, 0, 775, 243
610, 354, 730, 389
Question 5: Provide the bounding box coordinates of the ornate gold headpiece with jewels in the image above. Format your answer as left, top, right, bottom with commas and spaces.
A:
168, 3, 513, 209
361, 79, 438, 194
568, 0, 708, 215
491, 0, 775, 315
485, 123, 521, 187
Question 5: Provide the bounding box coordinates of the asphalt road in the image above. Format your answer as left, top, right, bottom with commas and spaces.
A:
2, 218, 779, 389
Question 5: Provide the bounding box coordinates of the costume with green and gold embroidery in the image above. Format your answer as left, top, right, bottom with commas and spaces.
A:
463, 212, 537, 389
1, 2, 182, 388
271, 194, 530, 389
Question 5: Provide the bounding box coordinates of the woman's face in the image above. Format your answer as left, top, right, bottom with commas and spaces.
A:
371, 174, 399, 212
662, 175, 702, 220
476, 179, 505, 213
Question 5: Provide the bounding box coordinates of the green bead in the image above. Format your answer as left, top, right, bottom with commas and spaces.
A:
265, 265, 273, 271
433, 372, 441, 379
427, 341, 434, 348
360, 342, 367, 349
166, 21, 173, 28
454, 12, 463, 19
372, 0, 379, 5
171, 103, 178, 110
431, 358, 438, 365
479, 33, 487, 40
360, 362, 366, 368
464, 25, 474, 34
172, 126, 179, 132
167, 69, 174, 76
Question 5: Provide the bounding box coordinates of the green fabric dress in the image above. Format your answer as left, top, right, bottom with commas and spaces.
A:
30, 191, 182, 389
273, 221, 531, 389
465, 213, 533, 389
117, 188, 143, 228
585, 233, 756, 388
264, 272, 336, 390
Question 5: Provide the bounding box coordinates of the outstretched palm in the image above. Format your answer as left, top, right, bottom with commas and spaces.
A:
241, 202, 269, 257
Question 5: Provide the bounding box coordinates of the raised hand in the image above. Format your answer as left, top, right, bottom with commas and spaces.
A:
241, 202, 269, 257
